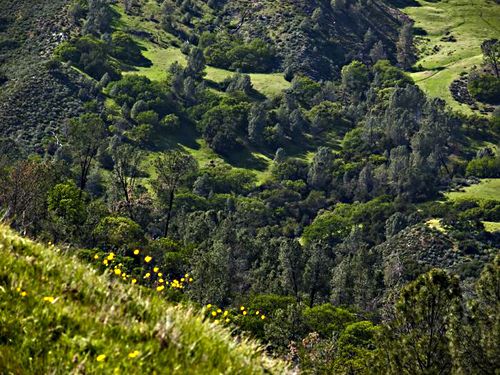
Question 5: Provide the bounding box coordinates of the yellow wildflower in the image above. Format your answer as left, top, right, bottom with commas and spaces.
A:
225, 318, 230, 323
261, 315, 266, 320
133, 249, 140, 255
189, 278, 193, 282
223, 311, 228, 317
144, 273, 151, 279
131, 279, 137, 284
107, 253, 115, 261
20, 291, 27, 297
184, 273, 189, 278
157, 285, 165, 292
114, 268, 122, 276
243, 311, 247, 316
153, 267, 159, 273
94, 254, 99, 260
255, 311, 260, 315
43, 296, 55, 303
103, 259, 109, 266
159, 279, 164, 283
144, 256, 152, 263
158, 272, 163, 277
96, 354, 106, 362
217, 308, 222, 313
207, 304, 212, 309
128, 350, 140, 359
181, 278, 185, 282
211, 311, 217, 317
240, 306, 245, 311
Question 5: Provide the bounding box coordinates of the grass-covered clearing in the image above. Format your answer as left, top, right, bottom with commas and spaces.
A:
115, 3, 290, 98
404, 0, 500, 114
426, 218, 446, 232
426, 218, 500, 233
127, 41, 290, 98
483, 221, 500, 232
0, 225, 288, 374
445, 178, 500, 201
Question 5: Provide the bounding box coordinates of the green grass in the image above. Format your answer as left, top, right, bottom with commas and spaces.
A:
125, 41, 290, 97
404, 0, 500, 114
483, 221, 500, 232
426, 218, 446, 232
116, 3, 290, 98
445, 178, 500, 201
0, 225, 288, 374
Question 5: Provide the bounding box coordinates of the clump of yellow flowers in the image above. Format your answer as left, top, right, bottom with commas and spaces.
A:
204, 304, 268, 324
92, 249, 195, 296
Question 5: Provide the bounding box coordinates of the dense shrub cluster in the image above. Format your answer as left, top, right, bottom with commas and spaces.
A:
200, 32, 276, 73
468, 73, 500, 104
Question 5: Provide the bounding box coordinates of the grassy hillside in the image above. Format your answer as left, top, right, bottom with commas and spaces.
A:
445, 178, 500, 232
404, 0, 500, 114
115, 4, 290, 98
0, 225, 288, 374
446, 178, 500, 201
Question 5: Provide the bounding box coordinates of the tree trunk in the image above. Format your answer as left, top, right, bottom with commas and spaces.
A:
164, 189, 175, 237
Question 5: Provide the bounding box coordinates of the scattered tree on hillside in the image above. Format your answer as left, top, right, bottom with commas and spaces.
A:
370, 41, 387, 63
396, 22, 416, 70
481, 39, 499, 78
110, 144, 142, 219
67, 113, 107, 198
379, 269, 462, 374
153, 150, 198, 236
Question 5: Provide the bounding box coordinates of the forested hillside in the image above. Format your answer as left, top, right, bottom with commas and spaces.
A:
0, 0, 499, 373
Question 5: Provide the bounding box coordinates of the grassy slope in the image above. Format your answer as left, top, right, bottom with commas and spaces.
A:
404, 0, 500, 114
444, 178, 500, 232
113, 4, 290, 182
0, 225, 288, 374
445, 178, 500, 201
116, 4, 290, 98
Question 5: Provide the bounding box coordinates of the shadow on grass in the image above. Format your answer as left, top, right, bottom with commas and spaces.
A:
389, 0, 421, 8
220, 146, 269, 171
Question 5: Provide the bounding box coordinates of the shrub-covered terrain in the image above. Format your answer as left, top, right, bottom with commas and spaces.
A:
1, 0, 499, 372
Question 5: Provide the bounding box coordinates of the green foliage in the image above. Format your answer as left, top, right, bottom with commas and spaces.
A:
333, 321, 380, 374
67, 113, 107, 193
198, 164, 257, 195
54, 36, 120, 80
47, 181, 87, 225
199, 98, 250, 154
341, 61, 370, 101
373, 60, 413, 88
467, 73, 500, 104
303, 304, 355, 338
396, 22, 416, 70
202, 32, 275, 73
466, 156, 500, 177
93, 216, 144, 250
111, 31, 147, 65
450, 255, 500, 374
308, 101, 346, 134
303, 211, 350, 245
378, 269, 462, 374
160, 113, 180, 131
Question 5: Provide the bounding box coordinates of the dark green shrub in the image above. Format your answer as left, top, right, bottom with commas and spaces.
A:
468, 74, 500, 104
